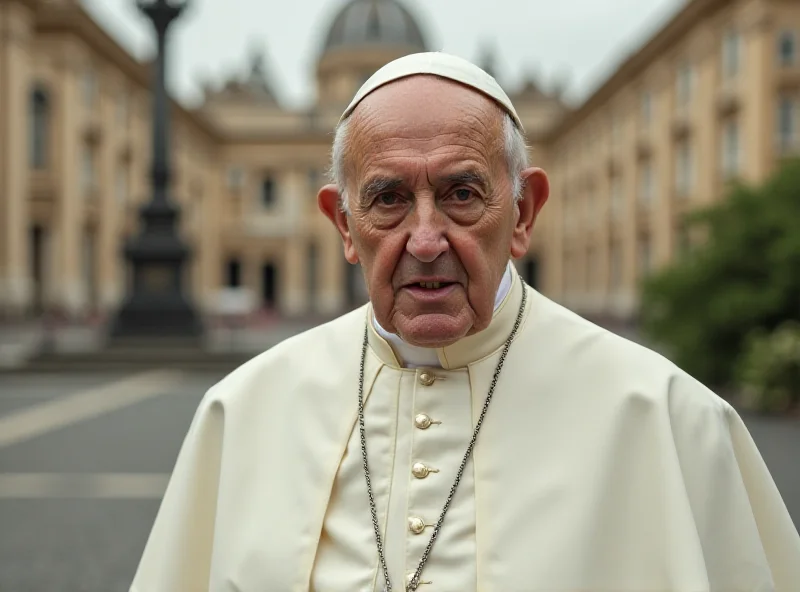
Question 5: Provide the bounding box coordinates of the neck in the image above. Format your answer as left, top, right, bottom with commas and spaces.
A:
373, 261, 514, 368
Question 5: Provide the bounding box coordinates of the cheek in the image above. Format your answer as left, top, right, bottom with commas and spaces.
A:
354, 227, 407, 284
451, 224, 509, 275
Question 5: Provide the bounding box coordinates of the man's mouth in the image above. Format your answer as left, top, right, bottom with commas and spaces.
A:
400, 281, 459, 301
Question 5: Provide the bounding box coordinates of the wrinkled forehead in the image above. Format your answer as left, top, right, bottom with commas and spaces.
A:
350, 75, 505, 130
345, 76, 507, 175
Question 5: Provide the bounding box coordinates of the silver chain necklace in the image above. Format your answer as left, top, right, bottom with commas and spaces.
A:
357, 284, 528, 592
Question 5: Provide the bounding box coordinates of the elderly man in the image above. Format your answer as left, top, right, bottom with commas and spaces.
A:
130, 53, 800, 592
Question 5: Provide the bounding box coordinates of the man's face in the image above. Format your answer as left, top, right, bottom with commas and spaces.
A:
320, 76, 547, 348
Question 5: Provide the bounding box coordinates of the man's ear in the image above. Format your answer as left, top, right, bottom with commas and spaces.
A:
510, 167, 549, 259
318, 184, 359, 264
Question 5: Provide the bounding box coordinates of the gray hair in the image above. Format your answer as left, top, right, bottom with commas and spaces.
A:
330, 111, 529, 214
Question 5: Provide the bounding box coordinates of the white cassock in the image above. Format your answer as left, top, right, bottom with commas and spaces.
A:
129, 264, 800, 592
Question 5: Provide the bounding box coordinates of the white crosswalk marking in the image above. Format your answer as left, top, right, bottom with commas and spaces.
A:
0, 370, 184, 449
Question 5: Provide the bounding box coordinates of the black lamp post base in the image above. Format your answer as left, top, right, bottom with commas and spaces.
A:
111, 293, 203, 339
109, 199, 203, 341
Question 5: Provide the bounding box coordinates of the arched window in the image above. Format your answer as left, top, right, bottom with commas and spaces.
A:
30, 86, 50, 169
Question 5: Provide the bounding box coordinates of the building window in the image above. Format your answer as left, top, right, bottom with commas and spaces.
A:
523, 257, 538, 289
638, 161, 654, 205
29, 87, 49, 169
675, 141, 693, 197
676, 61, 693, 108
226, 259, 242, 288
261, 175, 276, 208
778, 30, 796, 67
640, 91, 652, 127
261, 263, 278, 307
777, 97, 797, 153
722, 120, 740, 178
722, 29, 742, 79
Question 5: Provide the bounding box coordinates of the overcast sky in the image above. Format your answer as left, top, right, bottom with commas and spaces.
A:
81, 0, 685, 109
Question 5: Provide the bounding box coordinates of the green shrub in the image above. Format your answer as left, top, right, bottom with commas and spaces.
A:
736, 321, 800, 413
640, 159, 800, 387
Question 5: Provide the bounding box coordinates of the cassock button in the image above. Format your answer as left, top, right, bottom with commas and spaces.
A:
418, 371, 436, 386
408, 516, 427, 534
412, 462, 438, 479
414, 413, 433, 429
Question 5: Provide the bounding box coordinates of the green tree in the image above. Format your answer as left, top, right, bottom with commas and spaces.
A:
640, 158, 800, 388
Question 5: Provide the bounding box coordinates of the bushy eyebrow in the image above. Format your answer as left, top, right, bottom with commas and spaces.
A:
439, 170, 490, 192
359, 176, 403, 200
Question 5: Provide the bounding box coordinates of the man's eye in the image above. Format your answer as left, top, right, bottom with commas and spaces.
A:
377, 193, 400, 206
452, 188, 475, 202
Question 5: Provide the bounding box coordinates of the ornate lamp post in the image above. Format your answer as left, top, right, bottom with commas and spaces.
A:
111, 0, 202, 339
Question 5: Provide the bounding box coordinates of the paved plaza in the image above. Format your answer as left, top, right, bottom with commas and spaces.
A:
0, 369, 798, 592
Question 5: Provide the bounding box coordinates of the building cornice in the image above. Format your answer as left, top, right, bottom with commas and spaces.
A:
33, 1, 221, 143
542, 0, 729, 145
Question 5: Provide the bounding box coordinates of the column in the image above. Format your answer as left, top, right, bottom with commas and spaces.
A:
281, 237, 307, 316
198, 160, 222, 313
319, 223, 345, 314
53, 53, 84, 316
595, 157, 611, 314
620, 115, 639, 318
695, 28, 720, 206
0, 1, 34, 316
542, 156, 565, 302
243, 251, 260, 308
98, 82, 120, 313
742, 7, 774, 184
654, 73, 676, 267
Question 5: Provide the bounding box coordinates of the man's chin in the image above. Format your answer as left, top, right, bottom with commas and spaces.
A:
393, 313, 472, 348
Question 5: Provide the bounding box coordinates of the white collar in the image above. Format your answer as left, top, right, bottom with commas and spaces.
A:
373, 261, 514, 368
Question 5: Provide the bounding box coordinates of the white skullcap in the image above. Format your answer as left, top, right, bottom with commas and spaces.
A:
339, 51, 524, 131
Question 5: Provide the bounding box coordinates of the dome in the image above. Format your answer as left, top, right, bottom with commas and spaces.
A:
324, 0, 427, 52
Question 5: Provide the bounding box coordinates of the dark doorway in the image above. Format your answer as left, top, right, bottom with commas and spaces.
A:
30, 225, 45, 314
261, 263, 278, 309
345, 260, 368, 307
307, 243, 318, 313
523, 257, 539, 290
226, 259, 241, 288
83, 228, 98, 316
30, 86, 50, 169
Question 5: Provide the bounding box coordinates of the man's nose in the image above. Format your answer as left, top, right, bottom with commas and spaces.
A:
406, 203, 448, 263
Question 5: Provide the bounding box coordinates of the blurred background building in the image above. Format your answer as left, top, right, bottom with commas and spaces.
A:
0, 0, 798, 326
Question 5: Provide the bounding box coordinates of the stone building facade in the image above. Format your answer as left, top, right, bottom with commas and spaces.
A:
0, 0, 797, 323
